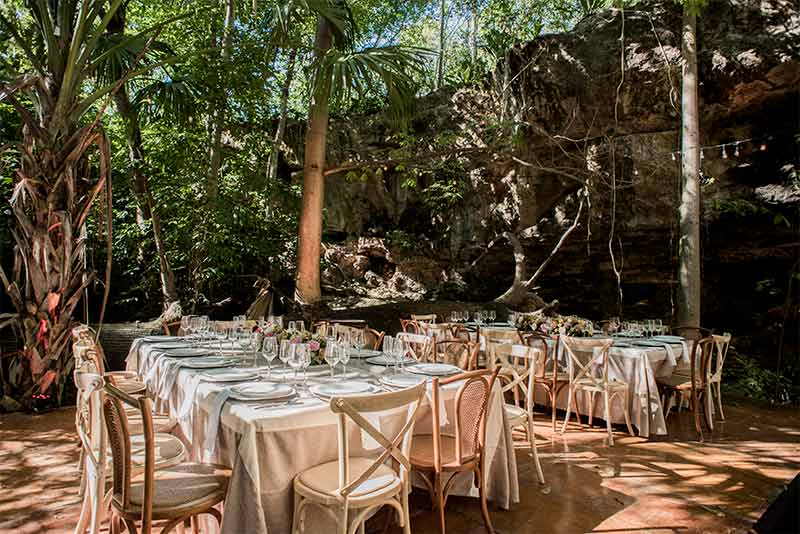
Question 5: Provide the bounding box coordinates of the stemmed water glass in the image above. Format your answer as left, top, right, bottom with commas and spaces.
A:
287, 343, 303, 383
279, 340, 292, 380
395, 339, 408, 371
295, 344, 311, 388
262, 336, 277, 378
339, 343, 350, 376
488, 310, 496, 323
324, 338, 339, 378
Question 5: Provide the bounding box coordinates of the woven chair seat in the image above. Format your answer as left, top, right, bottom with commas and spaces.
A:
125, 463, 230, 518
410, 434, 476, 470
127, 411, 177, 435
504, 403, 528, 427
296, 457, 400, 503
657, 374, 701, 390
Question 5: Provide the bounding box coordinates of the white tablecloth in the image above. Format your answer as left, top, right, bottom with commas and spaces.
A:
127, 339, 519, 534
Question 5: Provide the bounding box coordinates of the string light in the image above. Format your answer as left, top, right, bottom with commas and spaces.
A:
667, 134, 780, 160
734, 143, 740, 157
721, 146, 728, 159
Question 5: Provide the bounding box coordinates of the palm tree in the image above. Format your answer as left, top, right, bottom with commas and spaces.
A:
0, 0, 182, 404
293, 2, 431, 304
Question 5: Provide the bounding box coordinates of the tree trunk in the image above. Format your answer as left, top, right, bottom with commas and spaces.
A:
470, 0, 479, 67
294, 17, 333, 305
495, 231, 529, 305
207, 0, 236, 205
267, 48, 298, 183
436, 0, 446, 89
677, 6, 701, 328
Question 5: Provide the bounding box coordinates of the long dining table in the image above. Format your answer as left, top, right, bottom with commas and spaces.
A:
474, 325, 689, 437
127, 337, 520, 534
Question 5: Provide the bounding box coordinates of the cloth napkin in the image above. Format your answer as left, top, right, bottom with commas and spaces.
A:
157, 358, 192, 399
653, 342, 678, 368
203, 387, 233, 461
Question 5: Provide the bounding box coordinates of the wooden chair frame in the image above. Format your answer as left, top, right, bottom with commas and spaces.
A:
411, 314, 438, 324
522, 333, 570, 432
411, 368, 501, 534
659, 336, 716, 438
292, 383, 426, 534
710, 333, 731, 420
492, 344, 545, 484
102, 384, 228, 534
364, 328, 385, 351
399, 319, 422, 334
434, 340, 479, 371
558, 336, 634, 446
396, 332, 433, 362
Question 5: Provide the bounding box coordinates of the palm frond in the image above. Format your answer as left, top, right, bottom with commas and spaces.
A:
313, 45, 433, 127
133, 77, 198, 125
292, 0, 357, 50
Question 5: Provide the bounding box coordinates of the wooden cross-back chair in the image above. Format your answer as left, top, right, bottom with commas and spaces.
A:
396, 332, 433, 362
411, 314, 438, 324
448, 325, 471, 342
492, 344, 545, 485
72, 325, 146, 395
657, 335, 716, 438
709, 333, 732, 420
559, 336, 634, 446
399, 319, 422, 334
433, 340, 479, 371
364, 328, 385, 351
521, 332, 570, 431
102, 383, 230, 534
292, 383, 427, 534
410, 367, 501, 534
74, 364, 186, 534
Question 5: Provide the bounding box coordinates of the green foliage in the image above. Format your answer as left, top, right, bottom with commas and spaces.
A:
726, 351, 799, 404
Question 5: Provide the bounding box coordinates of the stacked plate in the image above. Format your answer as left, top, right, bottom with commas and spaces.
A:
365, 354, 416, 366
152, 341, 192, 350
142, 336, 183, 342
631, 340, 671, 348
228, 383, 296, 402
180, 357, 238, 369
652, 335, 685, 343
161, 347, 212, 358
309, 381, 375, 398
348, 348, 382, 359
199, 368, 261, 382
380, 373, 426, 390
406, 363, 461, 376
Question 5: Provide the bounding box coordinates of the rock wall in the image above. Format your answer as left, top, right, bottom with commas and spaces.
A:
287, 0, 799, 342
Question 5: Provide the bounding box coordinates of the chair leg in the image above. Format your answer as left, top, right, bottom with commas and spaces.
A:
339, 502, 349, 534
291, 493, 302, 534
704, 386, 714, 432
549, 389, 557, 432
191, 516, 200, 534
560, 386, 574, 434
74, 493, 91, 534
622, 390, 635, 437
603, 388, 614, 446
435, 473, 446, 534
715, 382, 725, 421
588, 391, 596, 427
402, 483, 412, 534
527, 415, 545, 484
476, 467, 494, 534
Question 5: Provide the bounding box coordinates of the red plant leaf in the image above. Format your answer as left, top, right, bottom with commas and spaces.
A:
36, 369, 57, 393
47, 292, 60, 317
35, 319, 49, 351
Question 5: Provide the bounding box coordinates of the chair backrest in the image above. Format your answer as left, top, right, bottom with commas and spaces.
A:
449, 325, 471, 341
558, 335, 614, 388
672, 324, 713, 340
72, 324, 107, 374
400, 319, 422, 334
521, 332, 554, 380
102, 383, 156, 532
75, 363, 107, 488
710, 333, 731, 383
493, 344, 539, 408
364, 328, 385, 351
334, 323, 366, 340
434, 340, 479, 370
688, 336, 715, 388
329, 383, 426, 498
430, 368, 500, 469
411, 314, 437, 324
396, 332, 433, 362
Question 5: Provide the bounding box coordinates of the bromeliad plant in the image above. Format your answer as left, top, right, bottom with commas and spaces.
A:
0, 1, 182, 406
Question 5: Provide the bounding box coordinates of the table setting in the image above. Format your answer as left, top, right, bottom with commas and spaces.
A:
127, 330, 519, 534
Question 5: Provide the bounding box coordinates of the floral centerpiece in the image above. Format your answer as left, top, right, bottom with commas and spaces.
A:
515, 312, 595, 337
257, 322, 327, 364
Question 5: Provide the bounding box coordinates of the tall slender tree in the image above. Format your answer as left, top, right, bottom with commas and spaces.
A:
677, 1, 702, 328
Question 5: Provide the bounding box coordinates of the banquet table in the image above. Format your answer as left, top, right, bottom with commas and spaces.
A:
435, 324, 687, 438
127, 338, 519, 534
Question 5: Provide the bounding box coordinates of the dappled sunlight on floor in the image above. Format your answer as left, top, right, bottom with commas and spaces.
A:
1, 400, 798, 534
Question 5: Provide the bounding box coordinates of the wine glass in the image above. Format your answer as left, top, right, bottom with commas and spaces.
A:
279, 340, 292, 380
339, 344, 350, 376
287, 343, 303, 383
296, 320, 305, 333
262, 336, 277, 378
395, 339, 408, 370
324, 338, 339, 378
295, 344, 310, 387
288, 320, 296, 332
488, 310, 496, 323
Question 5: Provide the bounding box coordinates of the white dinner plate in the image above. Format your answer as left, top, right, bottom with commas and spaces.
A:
380, 373, 426, 389
651, 335, 685, 343
199, 368, 261, 382
142, 336, 183, 342
180, 357, 238, 369
631, 340, 672, 348
309, 381, 374, 398
611, 341, 634, 348
348, 348, 382, 359
229, 383, 296, 401
365, 355, 416, 366
406, 363, 461, 376
161, 348, 212, 358
152, 342, 193, 350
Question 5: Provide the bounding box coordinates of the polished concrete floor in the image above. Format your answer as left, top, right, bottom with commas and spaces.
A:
1, 397, 798, 534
